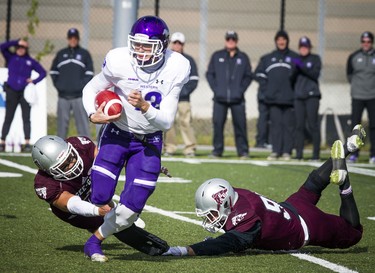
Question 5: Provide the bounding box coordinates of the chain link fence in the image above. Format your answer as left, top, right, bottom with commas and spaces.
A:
1, 0, 374, 146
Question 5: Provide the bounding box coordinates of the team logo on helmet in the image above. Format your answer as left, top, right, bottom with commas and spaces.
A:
212, 188, 228, 205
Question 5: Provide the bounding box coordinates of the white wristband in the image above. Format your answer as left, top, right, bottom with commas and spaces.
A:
67, 195, 100, 217
179, 246, 188, 256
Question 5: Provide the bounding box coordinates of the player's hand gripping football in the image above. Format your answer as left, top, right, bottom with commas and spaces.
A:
90, 101, 121, 124
128, 90, 150, 113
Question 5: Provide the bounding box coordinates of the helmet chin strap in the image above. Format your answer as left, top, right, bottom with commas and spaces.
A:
140, 57, 165, 74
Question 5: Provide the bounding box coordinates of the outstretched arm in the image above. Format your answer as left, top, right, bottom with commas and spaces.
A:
163, 221, 261, 256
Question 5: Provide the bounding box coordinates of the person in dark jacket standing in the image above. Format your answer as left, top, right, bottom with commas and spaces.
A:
0, 39, 46, 152
346, 31, 375, 164
255, 30, 298, 160
206, 31, 252, 158
50, 28, 94, 139
294, 36, 322, 161
255, 72, 270, 149
164, 32, 199, 157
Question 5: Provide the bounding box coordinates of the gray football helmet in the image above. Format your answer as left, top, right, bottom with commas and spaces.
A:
32, 135, 83, 181
195, 178, 238, 233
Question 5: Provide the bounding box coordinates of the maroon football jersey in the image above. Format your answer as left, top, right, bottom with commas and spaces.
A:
34, 136, 102, 230
224, 188, 305, 250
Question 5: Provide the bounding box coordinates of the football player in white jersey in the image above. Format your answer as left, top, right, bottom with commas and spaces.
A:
82, 15, 190, 262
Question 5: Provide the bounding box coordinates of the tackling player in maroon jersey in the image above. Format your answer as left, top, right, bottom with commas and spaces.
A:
32, 135, 169, 260
164, 125, 365, 256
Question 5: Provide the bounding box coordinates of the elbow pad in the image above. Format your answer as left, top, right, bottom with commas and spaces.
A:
66, 195, 100, 217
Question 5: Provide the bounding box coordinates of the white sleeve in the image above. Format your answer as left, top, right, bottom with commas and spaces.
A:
142, 57, 191, 131
142, 86, 180, 131
66, 195, 100, 217
82, 72, 113, 116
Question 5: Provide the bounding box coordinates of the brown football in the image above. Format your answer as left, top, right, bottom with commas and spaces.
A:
95, 90, 123, 116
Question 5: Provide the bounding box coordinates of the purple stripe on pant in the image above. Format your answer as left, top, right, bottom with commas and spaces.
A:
91, 123, 162, 213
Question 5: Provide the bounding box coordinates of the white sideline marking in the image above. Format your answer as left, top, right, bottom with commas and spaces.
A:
0, 159, 37, 174
118, 175, 191, 183
0, 159, 361, 272
162, 157, 375, 176
113, 194, 201, 225
290, 254, 358, 273
367, 217, 375, 221
0, 172, 22, 177
1, 157, 374, 178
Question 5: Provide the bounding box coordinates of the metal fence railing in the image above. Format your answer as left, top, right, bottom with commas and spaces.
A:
1, 0, 374, 146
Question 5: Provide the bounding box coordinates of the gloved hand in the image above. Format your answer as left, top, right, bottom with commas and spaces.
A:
162, 246, 188, 256
292, 57, 303, 69
160, 166, 172, 178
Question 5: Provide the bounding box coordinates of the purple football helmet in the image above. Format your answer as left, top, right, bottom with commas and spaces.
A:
128, 16, 170, 68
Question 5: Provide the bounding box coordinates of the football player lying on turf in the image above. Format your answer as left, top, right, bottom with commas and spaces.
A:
32, 135, 169, 259
163, 125, 365, 256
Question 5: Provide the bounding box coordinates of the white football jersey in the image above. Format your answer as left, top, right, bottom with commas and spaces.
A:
83, 47, 190, 134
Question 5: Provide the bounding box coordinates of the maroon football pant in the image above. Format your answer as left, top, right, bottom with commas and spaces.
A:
286, 186, 363, 249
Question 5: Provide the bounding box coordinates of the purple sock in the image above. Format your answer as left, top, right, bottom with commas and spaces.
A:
84, 235, 104, 256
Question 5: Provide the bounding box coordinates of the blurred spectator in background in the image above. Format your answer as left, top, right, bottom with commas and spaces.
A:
255, 30, 298, 161
164, 32, 199, 157
346, 31, 375, 164
50, 28, 94, 139
206, 31, 252, 159
255, 68, 270, 149
0, 38, 46, 152
294, 36, 322, 161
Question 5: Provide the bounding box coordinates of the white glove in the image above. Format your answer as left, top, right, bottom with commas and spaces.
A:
162, 246, 188, 256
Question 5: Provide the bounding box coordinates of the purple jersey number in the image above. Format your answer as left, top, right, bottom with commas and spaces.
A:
135, 91, 162, 110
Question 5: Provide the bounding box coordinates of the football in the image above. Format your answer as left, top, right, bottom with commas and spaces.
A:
95, 90, 123, 116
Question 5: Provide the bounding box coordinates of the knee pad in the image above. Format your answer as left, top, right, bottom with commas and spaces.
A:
99, 204, 138, 238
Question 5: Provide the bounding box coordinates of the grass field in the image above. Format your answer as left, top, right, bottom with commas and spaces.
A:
1, 151, 374, 273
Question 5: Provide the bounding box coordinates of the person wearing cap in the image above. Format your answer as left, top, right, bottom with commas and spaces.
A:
206, 31, 252, 158
164, 32, 199, 157
50, 28, 94, 139
346, 31, 375, 164
293, 36, 322, 161
0, 38, 47, 152
254, 30, 299, 161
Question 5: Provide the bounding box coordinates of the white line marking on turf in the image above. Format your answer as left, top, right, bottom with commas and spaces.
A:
1, 158, 360, 273
162, 157, 375, 176
117, 175, 191, 183
290, 254, 358, 273
0, 158, 37, 174
367, 217, 375, 221
0, 172, 23, 177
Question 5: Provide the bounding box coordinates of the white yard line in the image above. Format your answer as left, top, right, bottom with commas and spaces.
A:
0, 158, 362, 272
161, 157, 375, 177
290, 254, 358, 273
0, 158, 38, 174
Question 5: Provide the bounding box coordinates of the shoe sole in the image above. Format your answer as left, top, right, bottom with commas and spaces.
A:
330, 140, 347, 185
85, 253, 108, 262
347, 124, 366, 152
